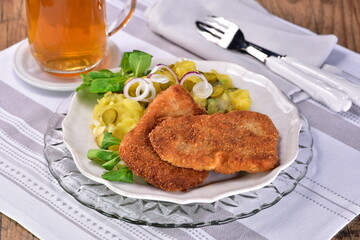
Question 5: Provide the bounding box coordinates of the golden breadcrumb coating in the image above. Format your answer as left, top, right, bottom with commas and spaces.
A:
119, 85, 208, 191
149, 111, 279, 174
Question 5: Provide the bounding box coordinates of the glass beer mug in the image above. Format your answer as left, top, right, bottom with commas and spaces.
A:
25, 0, 136, 75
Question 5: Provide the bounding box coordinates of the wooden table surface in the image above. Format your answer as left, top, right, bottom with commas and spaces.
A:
1, 0, 359, 239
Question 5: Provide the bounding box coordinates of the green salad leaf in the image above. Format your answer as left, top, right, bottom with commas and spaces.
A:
76, 50, 153, 94
119, 52, 132, 75
89, 76, 127, 93
88, 69, 115, 79
87, 132, 133, 183
100, 132, 121, 149
87, 149, 119, 162
128, 50, 153, 77
101, 155, 121, 171
101, 166, 133, 182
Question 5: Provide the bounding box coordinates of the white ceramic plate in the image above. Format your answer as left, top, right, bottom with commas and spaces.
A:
12, 39, 121, 91
62, 58, 301, 204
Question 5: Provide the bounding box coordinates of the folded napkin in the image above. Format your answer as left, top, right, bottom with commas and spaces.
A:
146, 0, 338, 100
146, 0, 337, 67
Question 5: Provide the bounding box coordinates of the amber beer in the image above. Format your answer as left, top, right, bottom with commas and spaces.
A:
25, 0, 134, 75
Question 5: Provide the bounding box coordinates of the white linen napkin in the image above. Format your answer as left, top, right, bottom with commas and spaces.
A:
146, 0, 337, 67
145, 0, 339, 101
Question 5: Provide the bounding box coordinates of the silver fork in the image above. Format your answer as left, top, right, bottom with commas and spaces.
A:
196, 16, 360, 112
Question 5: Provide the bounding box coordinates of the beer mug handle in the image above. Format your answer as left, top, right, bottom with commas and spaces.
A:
107, 0, 137, 36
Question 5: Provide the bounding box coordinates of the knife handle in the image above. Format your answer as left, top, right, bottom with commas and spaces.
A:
265, 56, 352, 112
283, 56, 360, 106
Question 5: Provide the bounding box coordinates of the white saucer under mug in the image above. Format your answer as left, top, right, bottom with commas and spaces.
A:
13, 39, 121, 91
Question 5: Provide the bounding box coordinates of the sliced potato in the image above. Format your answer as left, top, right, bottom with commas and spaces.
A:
91, 92, 145, 148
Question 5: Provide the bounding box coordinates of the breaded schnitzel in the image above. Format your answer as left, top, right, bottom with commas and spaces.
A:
119, 85, 208, 191
149, 111, 279, 174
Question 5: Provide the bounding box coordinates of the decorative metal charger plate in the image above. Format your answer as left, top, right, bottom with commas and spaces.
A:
44, 95, 313, 228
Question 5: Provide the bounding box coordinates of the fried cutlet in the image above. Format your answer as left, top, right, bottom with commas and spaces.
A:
149, 110, 279, 175
119, 85, 208, 192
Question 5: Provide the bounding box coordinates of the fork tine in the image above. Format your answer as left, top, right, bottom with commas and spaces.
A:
197, 15, 240, 49
195, 21, 222, 43
207, 16, 232, 28
203, 16, 227, 33
203, 20, 226, 34
197, 29, 220, 44
196, 21, 223, 35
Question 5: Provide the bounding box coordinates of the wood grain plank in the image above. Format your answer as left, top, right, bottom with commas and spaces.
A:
1, 214, 37, 240
0, 0, 27, 50
257, 0, 360, 53
332, 215, 360, 240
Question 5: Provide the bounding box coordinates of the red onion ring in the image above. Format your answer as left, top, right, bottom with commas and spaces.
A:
149, 64, 179, 83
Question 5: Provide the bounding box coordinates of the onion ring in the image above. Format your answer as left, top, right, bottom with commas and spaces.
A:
192, 81, 213, 99
149, 64, 179, 83
123, 78, 151, 102
179, 71, 213, 98
148, 74, 170, 84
